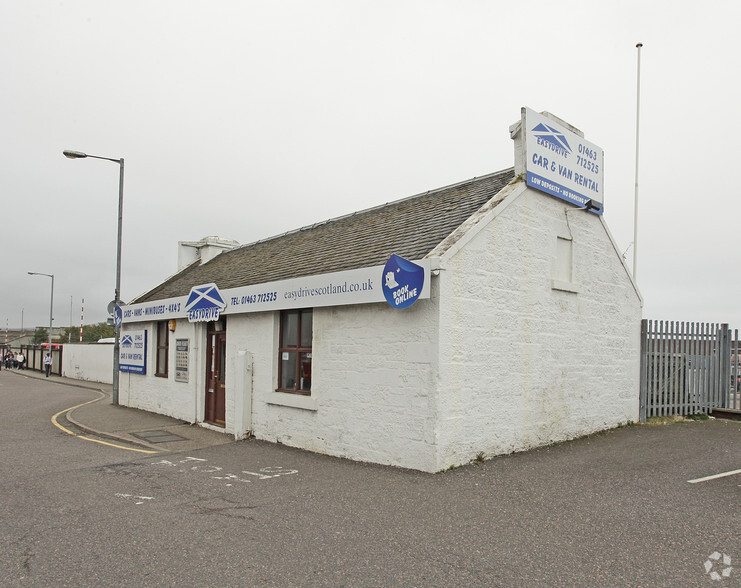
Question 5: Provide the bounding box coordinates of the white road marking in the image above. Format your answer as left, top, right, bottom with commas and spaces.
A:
115, 493, 154, 505
151, 458, 298, 486
688, 468, 741, 484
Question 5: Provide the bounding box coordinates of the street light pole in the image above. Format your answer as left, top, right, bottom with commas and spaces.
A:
28, 272, 54, 357
63, 150, 124, 405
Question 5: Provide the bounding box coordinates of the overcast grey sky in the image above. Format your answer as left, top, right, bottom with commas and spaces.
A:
2, 1, 739, 333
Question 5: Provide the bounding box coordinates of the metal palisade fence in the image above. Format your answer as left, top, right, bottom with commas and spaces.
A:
640, 320, 741, 422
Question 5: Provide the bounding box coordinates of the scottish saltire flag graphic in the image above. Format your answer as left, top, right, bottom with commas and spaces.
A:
185, 283, 227, 322
121, 334, 134, 347
531, 122, 571, 154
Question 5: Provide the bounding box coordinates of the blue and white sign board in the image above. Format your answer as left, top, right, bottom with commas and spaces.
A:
114, 304, 123, 328
522, 107, 604, 213
121, 257, 432, 324
382, 254, 425, 309
119, 330, 147, 374
185, 283, 227, 322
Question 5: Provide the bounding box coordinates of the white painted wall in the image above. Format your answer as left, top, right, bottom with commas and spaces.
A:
434, 184, 642, 469
119, 320, 203, 423
233, 301, 441, 471
224, 311, 275, 437
62, 343, 114, 383
119, 300, 440, 467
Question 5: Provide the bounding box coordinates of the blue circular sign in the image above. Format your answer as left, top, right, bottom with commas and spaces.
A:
382, 254, 424, 309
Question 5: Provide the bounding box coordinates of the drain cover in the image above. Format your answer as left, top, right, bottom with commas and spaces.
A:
131, 430, 186, 443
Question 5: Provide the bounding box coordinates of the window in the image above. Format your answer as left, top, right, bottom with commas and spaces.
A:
278, 309, 312, 395
155, 320, 169, 377
551, 236, 579, 293
553, 237, 573, 283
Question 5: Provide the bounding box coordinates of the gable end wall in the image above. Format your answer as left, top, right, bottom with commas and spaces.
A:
435, 187, 641, 468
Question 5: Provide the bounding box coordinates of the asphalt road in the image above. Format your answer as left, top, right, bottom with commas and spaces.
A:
0, 371, 739, 587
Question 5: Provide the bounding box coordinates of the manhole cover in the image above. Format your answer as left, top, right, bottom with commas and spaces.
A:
131, 430, 187, 443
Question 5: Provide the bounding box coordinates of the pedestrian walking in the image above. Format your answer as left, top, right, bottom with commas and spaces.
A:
16, 351, 25, 370
43, 353, 53, 377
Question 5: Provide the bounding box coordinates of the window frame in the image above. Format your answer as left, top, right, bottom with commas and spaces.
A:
551, 235, 580, 294
155, 320, 169, 378
277, 309, 313, 395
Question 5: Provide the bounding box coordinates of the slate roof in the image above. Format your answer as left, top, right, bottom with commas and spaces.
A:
133, 167, 516, 303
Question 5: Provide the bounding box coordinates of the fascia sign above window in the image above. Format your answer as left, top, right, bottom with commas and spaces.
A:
122, 256, 432, 324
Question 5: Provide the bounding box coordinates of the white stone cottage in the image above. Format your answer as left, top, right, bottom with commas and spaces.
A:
120, 123, 641, 472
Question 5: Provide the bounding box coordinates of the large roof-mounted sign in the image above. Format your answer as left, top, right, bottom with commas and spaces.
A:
516, 107, 604, 214
121, 258, 432, 324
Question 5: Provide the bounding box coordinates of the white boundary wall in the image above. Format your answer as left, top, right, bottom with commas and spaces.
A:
62, 344, 114, 384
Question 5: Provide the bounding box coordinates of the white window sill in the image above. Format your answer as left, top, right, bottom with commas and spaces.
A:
268, 392, 318, 411
551, 279, 580, 294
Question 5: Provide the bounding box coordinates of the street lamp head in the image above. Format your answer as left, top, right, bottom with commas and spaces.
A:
63, 150, 87, 159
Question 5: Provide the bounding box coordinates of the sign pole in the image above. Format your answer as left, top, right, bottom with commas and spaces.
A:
633, 42, 643, 283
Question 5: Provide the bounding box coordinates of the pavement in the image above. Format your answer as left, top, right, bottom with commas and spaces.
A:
9, 368, 235, 453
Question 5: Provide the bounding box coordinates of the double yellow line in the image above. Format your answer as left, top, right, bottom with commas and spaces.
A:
51, 393, 158, 454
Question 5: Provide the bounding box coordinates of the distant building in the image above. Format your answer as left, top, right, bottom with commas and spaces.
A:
0, 325, 66, 350
2, 329, 35, 349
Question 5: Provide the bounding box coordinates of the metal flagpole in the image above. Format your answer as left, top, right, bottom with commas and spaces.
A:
633, 42, 643, 282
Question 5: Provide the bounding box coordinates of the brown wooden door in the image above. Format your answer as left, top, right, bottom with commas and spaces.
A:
205, 330, 226, 426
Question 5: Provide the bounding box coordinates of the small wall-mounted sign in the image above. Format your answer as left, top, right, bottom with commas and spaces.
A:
382, 254, 425, 309
120, 330, 147, 374
175, 338, 189, 383
185, 283, 227, 322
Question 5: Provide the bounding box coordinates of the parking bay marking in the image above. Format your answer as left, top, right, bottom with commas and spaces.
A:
152, 457, 298, 485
